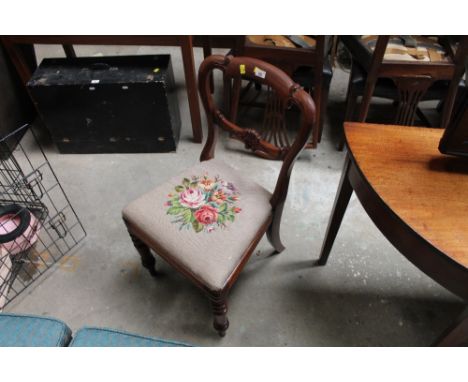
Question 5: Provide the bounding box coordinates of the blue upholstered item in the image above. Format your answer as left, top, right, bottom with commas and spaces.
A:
70, 327, 192, 347
0, 313, 72, 347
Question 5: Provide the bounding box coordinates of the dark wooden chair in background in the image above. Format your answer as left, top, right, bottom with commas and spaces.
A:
337, 35, 468, 150
199, 36, 330, 154
230, 36, 331, 149
122, 55, 315, 336
439, 86, 468, 156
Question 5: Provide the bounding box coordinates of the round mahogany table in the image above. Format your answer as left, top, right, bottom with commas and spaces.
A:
318, 122, 468, 345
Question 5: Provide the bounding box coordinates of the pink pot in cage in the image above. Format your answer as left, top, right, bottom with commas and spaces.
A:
0, 204, 40, 256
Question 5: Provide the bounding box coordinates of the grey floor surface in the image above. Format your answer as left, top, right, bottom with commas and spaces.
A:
5, 44, 464, 346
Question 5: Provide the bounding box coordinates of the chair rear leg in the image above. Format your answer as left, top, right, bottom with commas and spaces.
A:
337, 62, 358, 151
338, 83, 358, 151
128, 232, 157, 277
267, 209, 286, 254
317, 81, 330, 143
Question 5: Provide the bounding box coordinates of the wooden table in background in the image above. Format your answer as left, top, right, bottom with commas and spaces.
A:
318, 122, 468, 345
0, 35, 203, 143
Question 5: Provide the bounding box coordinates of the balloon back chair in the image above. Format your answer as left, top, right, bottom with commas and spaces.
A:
122, 55, 316, 337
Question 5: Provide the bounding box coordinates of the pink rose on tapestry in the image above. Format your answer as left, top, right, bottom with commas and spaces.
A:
194, 205, 218, 225
164, 173, 241, 233
179, 188, 204, 209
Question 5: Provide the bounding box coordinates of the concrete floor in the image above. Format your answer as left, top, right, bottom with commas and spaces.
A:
5, 44, 464, 346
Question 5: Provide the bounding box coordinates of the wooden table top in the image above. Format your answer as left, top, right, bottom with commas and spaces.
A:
345, 122, 468, 270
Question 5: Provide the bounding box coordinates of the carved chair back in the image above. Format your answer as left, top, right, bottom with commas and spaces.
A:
236, 36, 330, 145
198, 55, 316, 216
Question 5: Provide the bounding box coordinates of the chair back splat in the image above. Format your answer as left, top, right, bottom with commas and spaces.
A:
198, 55, 316, 217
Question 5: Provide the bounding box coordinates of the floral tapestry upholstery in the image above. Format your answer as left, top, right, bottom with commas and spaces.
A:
122, 159, 272, 292
165, 173, 242, 234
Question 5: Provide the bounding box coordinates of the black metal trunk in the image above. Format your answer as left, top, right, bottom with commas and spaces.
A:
0, 43, 36, 145
27, 55, 181, 154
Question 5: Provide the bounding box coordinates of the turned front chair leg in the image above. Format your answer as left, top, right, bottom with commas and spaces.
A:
211, 297, 229, 337
129, 232, 157, 277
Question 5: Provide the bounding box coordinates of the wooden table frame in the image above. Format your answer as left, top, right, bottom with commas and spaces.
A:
0, 35, 203, 143
318, 122, 468, 345
318, 153, 468, 300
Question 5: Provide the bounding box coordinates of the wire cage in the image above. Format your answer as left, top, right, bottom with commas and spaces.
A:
0, 124, 86, 309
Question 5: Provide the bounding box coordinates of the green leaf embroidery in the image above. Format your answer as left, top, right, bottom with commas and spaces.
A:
183, 178, 190, 188
167, 206, 184, 215
175, 185, 184, 192
218, 214, 226, 224
182, 209, 193, 224
192, 220, 203, 233
219, 203, 227, 212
